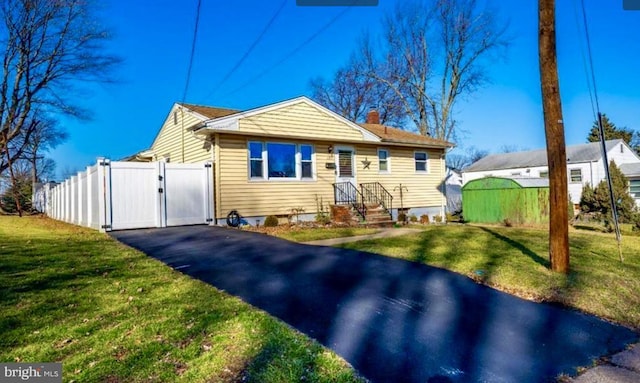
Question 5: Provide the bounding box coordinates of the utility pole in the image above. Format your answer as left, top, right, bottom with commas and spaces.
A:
539, 0, 570, 273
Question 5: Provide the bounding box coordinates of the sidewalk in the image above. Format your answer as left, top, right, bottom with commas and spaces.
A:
302, 227, 422, 246
571, 343, 640, 382
303, 227, 640, 382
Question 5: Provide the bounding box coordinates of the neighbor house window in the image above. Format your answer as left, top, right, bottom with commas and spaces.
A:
570, 169, 582, 183
630, 180, 640, 196
414, 152, 428, 172
378, 149, 389, 172
248, 141, 314, 180
539, 170, 548, 178
249, 142, 264, 178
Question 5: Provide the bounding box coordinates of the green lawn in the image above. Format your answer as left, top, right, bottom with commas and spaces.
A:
339, 224, 640, 329
0, 216, 364, 383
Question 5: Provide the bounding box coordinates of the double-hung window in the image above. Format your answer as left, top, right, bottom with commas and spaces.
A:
249, 141, 314, 180
378, 149, 389, 172
570, 169, 582, 183
249, 142, 264, 179
630, 179, 640, 196
414, 151, 428, 172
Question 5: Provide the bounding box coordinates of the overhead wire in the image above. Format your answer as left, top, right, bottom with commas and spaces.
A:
180, 0, 202, 162
205, 0, 288, 101
222, 6, 353, 98
577, 0, 624, 262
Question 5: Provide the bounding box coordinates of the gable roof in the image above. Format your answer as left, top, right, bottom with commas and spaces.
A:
465, 139, 625, 172
359, 123, 452, 148
179, 103, 239, 119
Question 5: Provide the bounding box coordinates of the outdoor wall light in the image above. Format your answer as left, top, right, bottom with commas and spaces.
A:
328, 145, 333, 153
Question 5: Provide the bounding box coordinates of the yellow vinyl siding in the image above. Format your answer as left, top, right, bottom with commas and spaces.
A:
238, 101, 365, 141
356, 145, 445, 208
151, 106, 212, 163
217, 136, 335, 218
216, 136, 446, 219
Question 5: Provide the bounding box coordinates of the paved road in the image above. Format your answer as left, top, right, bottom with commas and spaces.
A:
111, 226, 638, 383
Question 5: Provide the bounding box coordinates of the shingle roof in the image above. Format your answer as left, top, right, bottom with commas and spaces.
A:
359, 123, 453, 148
620, 163, 640, 177
180, 103, 239, 119
509, 177, 550, 188
465, 139, 624, 172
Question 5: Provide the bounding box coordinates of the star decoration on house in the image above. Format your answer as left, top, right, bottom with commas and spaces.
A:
361, 158, 371, 169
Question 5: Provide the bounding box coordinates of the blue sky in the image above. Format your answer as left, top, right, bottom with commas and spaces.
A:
49, 0, 640, 178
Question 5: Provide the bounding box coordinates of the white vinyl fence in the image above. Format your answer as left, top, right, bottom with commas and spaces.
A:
35, 158, 214, 232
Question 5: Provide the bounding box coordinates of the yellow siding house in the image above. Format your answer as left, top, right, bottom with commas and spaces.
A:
134, 96, 453, 225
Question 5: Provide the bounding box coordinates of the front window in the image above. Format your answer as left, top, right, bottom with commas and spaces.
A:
539, 170, 548, 178
570, 169, 582, 183
248, 141, 314, 180
378, 149, 389, 172
301, 144, 313, 179
249, 142, 263, 178
267, 143, 296, 178
630, 179, 640, 196
415, 152, 428, 172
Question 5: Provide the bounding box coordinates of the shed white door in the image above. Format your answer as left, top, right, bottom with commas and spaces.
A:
163, 163, 213, 226
108, 162, 162, 230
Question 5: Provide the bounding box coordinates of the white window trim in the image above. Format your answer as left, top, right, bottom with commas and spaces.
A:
569, 168, 582, 183
247, 140, 316, 182
378, 148, 390, 174
414, 151, 429, 173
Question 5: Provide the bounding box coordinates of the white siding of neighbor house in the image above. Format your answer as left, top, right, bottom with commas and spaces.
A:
462, 142, 640, 205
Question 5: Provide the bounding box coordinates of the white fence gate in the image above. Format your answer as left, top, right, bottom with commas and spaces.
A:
37, 158, 214, 232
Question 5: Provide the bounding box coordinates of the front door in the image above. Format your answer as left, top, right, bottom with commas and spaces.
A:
335, 146, 356, 185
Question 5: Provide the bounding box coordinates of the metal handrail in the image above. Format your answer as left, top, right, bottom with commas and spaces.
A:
333, 182, 366, 219
360, 182, 393, 215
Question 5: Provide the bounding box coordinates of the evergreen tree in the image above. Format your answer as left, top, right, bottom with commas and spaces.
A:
579, 161, 636, 223
586, 114, 636, 147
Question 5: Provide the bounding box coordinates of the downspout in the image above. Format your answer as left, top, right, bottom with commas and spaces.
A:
441, 148, 448, 221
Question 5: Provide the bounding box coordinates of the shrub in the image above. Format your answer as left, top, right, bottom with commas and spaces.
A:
264, 215, 279, 227
397, 212, 407, 223
579, 162, 636, 222
409, 214, 418, 223
419, 214, 430, 224
434, 215, 443, 223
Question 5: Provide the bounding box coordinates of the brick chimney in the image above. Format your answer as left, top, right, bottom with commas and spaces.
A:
366, 108, 380, 124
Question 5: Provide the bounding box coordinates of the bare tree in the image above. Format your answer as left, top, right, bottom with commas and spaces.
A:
310, 52, 405, 126
539, 0, 569, 273
445, 146, 488, 170
363, 0, 508, 141
0, 0, 118, 177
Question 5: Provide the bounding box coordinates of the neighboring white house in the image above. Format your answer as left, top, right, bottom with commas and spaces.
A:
620, 163, 640, 207
462, 139, 640, 205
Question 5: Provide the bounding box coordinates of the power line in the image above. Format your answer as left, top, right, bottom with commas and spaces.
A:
579, 0, 623, 262
571, 0, 596, 123
181, 0, 202, 103
205, 0, 287, 101
181, 0, 202, 162
223, 6, 352, 98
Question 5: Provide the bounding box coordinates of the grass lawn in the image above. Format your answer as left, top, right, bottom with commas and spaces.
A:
248, 226, 379, 243
339, 224, 640, 330
0, 216, 364, 383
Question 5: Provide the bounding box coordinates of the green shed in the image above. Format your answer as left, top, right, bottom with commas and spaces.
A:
462, 177, 550, 224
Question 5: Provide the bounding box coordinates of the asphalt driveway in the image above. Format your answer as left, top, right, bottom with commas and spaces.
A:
111, 226, 638, 383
